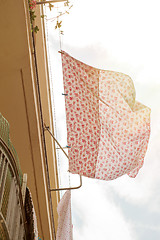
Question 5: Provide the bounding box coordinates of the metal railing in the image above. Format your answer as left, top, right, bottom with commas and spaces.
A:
0, 113, 22, 185
0, 139, 27, 240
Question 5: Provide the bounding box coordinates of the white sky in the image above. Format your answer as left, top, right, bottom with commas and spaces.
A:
44, 0, 160, 239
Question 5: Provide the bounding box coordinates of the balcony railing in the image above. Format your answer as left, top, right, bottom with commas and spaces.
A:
0, 139, 27, 239
0, 114, 31, 240
0, 113, 22, 185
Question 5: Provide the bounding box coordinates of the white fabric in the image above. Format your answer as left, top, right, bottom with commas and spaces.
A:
56, 191, 73, 240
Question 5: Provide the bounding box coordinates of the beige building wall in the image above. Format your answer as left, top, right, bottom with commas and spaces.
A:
0, 0, 59, 239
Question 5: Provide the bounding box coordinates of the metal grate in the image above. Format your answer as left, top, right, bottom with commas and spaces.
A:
0, 147, 27, 239
0, 114, 10, 147
0, 113, 22, 185
9, 143, 22, 185
0, 222, 8, 240
1, 168, 12, 219
0, 114, 28, 239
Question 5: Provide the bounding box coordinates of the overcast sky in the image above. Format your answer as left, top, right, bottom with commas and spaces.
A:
45, 0, 160, 239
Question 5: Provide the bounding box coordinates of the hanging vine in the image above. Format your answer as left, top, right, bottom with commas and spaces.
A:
28, 0, 73, 34
28, 0, 39, 33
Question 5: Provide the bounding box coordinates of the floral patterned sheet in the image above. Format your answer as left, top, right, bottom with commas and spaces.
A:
61, 51, 151, 181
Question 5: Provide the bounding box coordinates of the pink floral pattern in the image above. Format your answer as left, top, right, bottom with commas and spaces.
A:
61, 51, 151, 180
29, 0, 36, 10
56, 191, 73, 240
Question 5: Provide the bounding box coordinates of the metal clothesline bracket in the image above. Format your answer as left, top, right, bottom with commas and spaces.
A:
50, 175, 82, 192
56, 145, 71, 149
36, 0, 67, 5
44, 124, 82, 191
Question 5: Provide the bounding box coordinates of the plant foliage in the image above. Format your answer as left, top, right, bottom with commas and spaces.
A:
28, 0, 73, 34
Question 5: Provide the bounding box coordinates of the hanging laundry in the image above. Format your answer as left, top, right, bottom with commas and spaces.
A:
61, 51, 151, 181
25, 187, 38, 240
56, 191, 73, 240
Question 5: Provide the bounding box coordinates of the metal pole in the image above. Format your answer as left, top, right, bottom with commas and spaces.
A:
31, 31, 56, 239
56, 146, 71, 149
44, 125, 69, 159
44, 125, 83, 191
50, 175, 82, 191
36, 0, 67, 5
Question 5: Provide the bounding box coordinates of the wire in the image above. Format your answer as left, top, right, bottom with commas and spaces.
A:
44, 5, 62, 193
56, 4, 63, 50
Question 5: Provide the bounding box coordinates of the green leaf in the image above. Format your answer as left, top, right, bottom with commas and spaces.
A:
64, 0, 69, 6
49, 3, 54, 11
69, 5, 73, 9
55, 20, 62, 29
34, 26, 39, 33
41, 14, 46, 18
57, 21, 62, 28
